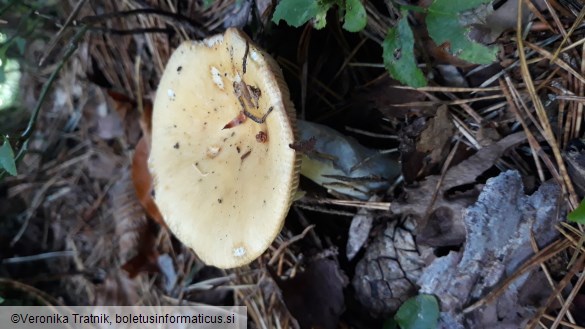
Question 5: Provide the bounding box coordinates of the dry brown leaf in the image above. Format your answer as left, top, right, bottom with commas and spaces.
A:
399, 106, 455, 182
417, 105, 454, 169
131, 137, 165, 228
442, 131, 525, 188
138, 99, 154, 148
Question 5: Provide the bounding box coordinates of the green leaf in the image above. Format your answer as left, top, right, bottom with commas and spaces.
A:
568, 199, 585, 223
343, 0, 367, 32
272, 0, 331, 28
14, 37, 26, 56
313, 9, 329, 29
0, 68, 5, 84
0, 139, 17, 176
426, 0, 498, 64
395, 294, 440, 329
0, 296, 4, 304
382, 13, 427, 88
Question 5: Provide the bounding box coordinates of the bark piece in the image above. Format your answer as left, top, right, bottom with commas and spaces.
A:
417, 170, 563, 328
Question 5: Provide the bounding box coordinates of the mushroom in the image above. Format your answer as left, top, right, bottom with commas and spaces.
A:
149, 28, 300, 269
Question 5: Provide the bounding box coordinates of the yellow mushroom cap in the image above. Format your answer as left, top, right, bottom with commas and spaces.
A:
149, 28, 299, 269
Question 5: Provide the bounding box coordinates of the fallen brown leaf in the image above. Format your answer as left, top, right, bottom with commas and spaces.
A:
131, 137, 165, 228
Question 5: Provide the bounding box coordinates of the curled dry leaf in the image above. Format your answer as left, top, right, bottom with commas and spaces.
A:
417, 106, 454, 166
441, 131, 525, 188
130, 97, 165, 227
401, 105, 454, 181
131, 136, 165, 228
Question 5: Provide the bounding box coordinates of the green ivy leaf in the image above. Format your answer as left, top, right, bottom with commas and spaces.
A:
395, 294, 440, 329
426, 0, 498, 64
382, 13, 427, 88
202, 0, 214, 8
272, 0, 331, 28
0, 139, 17, 176
343, 0, 367, 32
568, 199, 585, 223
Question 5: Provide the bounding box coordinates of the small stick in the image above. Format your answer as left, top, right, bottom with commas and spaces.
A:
242, 41, 249, 74
244, 106, 273, 124
268, 225, 315, 266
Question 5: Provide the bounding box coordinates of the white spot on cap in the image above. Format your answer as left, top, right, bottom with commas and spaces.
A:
233, 247, 246, 258
206, 145, 221, 158
211, 67, 224, 90
167, 89, 176, 100
203, 35, 223, 47
250, 50, 261, 62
